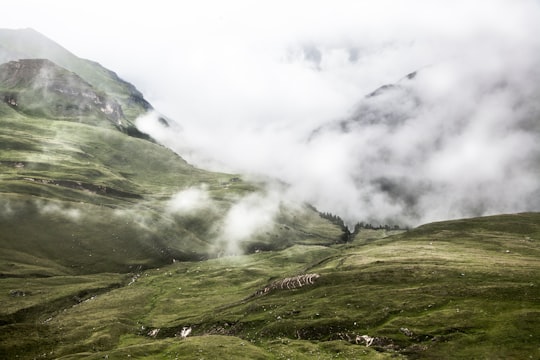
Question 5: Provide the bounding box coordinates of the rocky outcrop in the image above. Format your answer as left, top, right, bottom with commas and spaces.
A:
254, 273, 320, 296
0, 59, 124, 125
0, 28, 153, 121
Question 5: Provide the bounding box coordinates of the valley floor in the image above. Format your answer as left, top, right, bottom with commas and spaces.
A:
1, 214, 539, 359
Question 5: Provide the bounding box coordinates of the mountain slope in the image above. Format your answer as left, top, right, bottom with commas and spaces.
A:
0, 31, 344, 275
0, 30, 348, 358
0, 92, 342, 274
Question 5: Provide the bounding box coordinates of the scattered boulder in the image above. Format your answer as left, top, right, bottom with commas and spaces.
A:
254, 273, 320, 296
400, 327, 414, 337
9, 289, 27, 297
178, 326, 192, 339
356, 334, 375, 346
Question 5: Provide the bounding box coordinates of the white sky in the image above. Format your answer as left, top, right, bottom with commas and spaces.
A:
3, 0, 540, 225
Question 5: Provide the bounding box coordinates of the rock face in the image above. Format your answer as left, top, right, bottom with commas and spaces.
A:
0, 28, 152, 120
0, 59, 124, 126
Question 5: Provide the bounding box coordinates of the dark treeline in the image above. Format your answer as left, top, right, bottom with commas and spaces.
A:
317, 211, 351, 242
316, 208, 407, 243
352, 222, 404, 232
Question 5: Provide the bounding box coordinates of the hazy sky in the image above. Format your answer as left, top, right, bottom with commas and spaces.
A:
3, 0, 540, 226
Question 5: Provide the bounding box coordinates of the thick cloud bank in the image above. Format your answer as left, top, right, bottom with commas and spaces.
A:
134, 1, 540, 226
6, 0, 540, 226
308, 63, 540, 225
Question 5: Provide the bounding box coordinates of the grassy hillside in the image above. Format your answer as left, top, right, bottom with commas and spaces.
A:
0, 47, 346, 358
0, 44, 343, 275
1, 213, 538, 359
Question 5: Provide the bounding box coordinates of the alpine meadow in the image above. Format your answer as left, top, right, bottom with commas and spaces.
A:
1, 3, 540, 359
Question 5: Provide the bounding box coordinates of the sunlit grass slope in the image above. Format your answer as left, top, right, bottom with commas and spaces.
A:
1, 213, 538, 359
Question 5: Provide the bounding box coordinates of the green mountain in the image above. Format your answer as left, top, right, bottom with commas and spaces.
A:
0, 29, 538, 359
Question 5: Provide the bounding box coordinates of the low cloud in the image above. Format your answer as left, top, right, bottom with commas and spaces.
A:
35, 199, 82, 221
166, 185, 211, 215
308, 59, 540, 225
139, 43, 540, 227
0, 198, 15, 218
215, 191, 281, 255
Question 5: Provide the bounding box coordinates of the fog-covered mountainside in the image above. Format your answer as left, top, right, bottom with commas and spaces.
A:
0, 29, 538, 360
0, 29, 344, 275
308, 66, 540, 225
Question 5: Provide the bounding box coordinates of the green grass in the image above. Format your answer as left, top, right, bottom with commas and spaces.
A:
1, 213, 538, 359
54, 336, 399, 359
